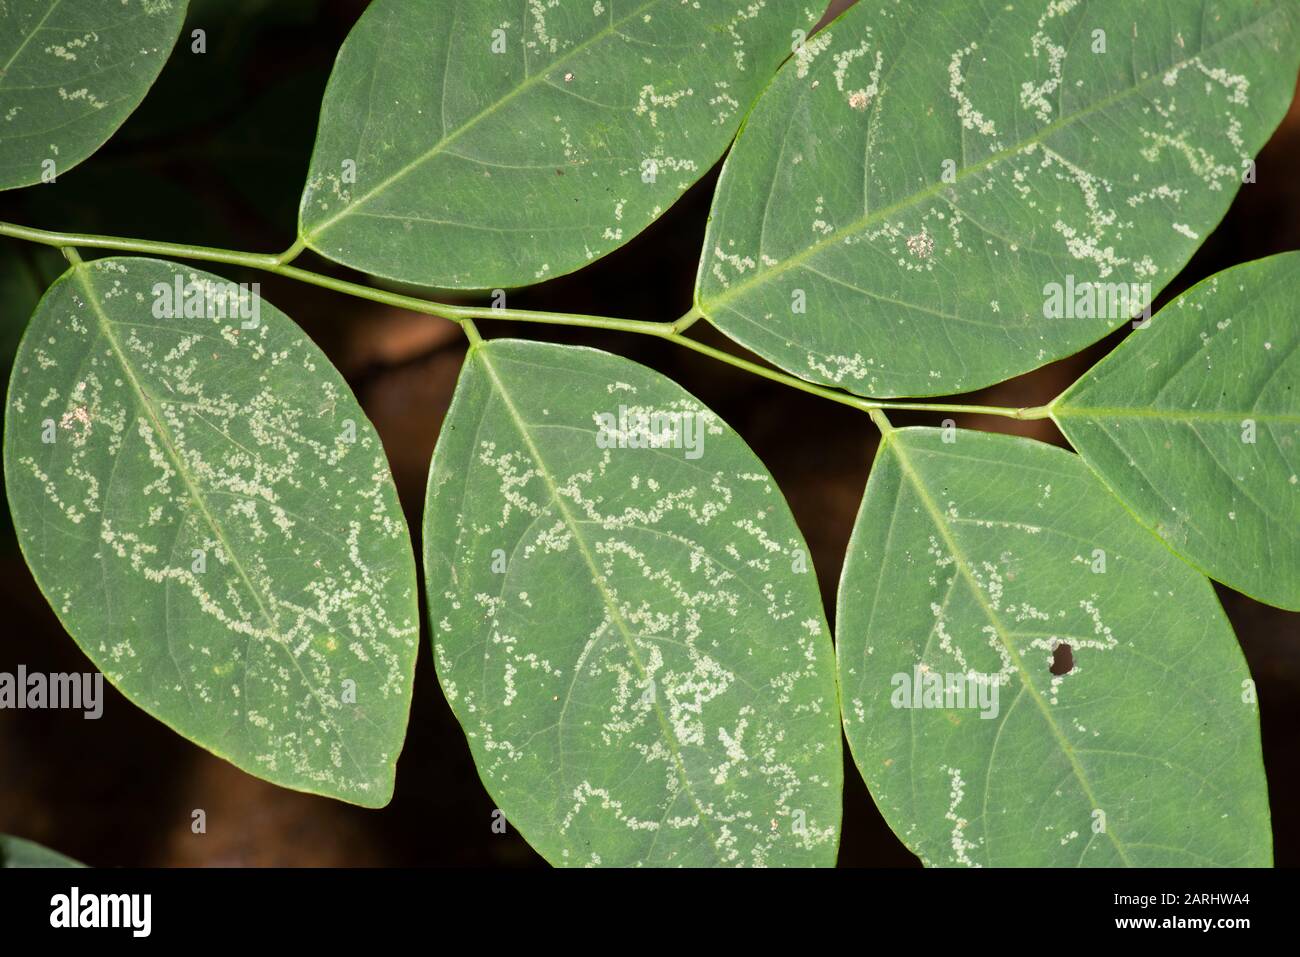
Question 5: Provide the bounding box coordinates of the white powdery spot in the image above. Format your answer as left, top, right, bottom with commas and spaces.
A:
942, 766, 981, 867
634, 84, 693, 128
806, 352, 871, 384
709, 243, 757, 290
948, 43, 998, 139
794, 30, 833, 79
525, 0, 562, 55
906, 228, 935, 259
1163, 57, 1249, 106
1139, 129, 1238, 191
1019, 0, 1078, 122
711, 710, 751, 784
724, 0, 768, 73
832, 33, 884, 112
560, 781, 665, 835
56, 87, 107, 110
708, 79, 742, 126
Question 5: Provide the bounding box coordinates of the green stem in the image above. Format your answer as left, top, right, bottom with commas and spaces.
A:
0, 220, 673, 335
462, 317, 484, 346
276, 236, 308, 264
271, 261, 672, 334
0, 221, 285, 269
658, 333, 1051, 421
867, 408, 894, 435
670, 305, 705, 334
0, 219, 1053, 422
661, 332, 874, 413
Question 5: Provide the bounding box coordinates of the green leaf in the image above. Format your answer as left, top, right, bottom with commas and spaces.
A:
0, 239, 63, 546
3, 257, 418, 806
696, 0, 1300, 397
298, 0, 805, 289
836, 427, 1269, 866
424, 338, 841, 866
0, 0, 190, 190
0, 835, 85, 868
0, 240, 61, 368
1054, 252, 1300, 610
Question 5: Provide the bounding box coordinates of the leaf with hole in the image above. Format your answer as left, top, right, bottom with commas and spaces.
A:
424, 338, 841, 866
298, 0, 805, 289
1053, 252, 1300, 610
836, 427, 1269, 866
3, 257, 419, 806
0, 0, 190, 190
696, 0, 1300, 397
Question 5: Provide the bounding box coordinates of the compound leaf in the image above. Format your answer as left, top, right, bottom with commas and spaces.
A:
837, 427, 1269, 866
424, 338, 841, 866
4, 257, 419, 806
1054, 252, 1300, 610
0, 0, 190, 190
299, 0, 807, 288
697, 0, 1300, 396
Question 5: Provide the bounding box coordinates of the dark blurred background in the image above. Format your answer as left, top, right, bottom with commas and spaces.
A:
0, 0, 1296, 867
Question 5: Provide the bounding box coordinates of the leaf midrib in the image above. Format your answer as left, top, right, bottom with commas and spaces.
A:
882, 430, 1136, 867
700, 12, 1281, 314
302, 0, 664, 244
471, 342, 732, 866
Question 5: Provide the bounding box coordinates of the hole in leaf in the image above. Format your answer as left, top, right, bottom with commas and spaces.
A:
1050, 643, 1074, 676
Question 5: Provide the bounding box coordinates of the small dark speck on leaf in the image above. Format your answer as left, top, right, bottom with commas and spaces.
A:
1050, 643, 1074, 676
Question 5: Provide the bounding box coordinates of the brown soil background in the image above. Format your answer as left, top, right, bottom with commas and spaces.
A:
0, 0, 1296, 867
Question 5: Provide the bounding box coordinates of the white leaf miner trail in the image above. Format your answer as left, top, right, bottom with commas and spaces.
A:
299, 0, 811, 288
0, 0, 190, 190
4, 257, 419, 806
698, 0, 1300, 397
837, 427, 1269, 866
424, 339, 841, 866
